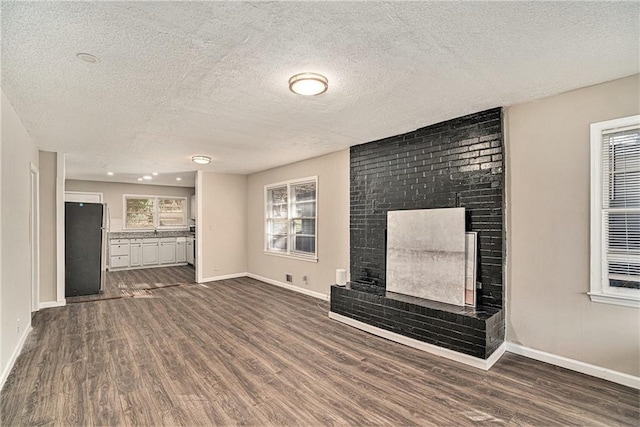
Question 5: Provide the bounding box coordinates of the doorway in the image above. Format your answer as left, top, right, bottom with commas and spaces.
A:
29, 163, 39, 312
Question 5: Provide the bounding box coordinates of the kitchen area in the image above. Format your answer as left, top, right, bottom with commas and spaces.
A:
64, 177, 197, 301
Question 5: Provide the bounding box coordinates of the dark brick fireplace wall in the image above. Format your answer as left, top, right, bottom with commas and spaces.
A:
350, 107, 504, 309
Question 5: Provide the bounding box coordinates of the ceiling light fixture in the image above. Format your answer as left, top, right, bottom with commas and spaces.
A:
176, 177, 182, 181
107, 171, 114, 176
143, 175, 153, 180
152, 172, 158, 176
137, 178, 143, 181
289, 72, 328, 96
76, 53, 100, 63
192, 155, 211, 165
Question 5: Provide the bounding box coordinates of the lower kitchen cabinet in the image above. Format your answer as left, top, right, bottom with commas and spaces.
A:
186, 239, 194, 265
176, 241, 187, 263
109, 236, 190, 270
160, 241, 176, 264
130, 242, 141, 266
142, 241, 159, 266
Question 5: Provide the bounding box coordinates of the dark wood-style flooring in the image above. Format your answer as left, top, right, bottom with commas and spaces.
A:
66, 265, 195, 303
2, 267, 639, 426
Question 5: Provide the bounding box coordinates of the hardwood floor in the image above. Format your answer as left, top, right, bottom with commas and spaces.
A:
2, 268, 639, 426
66, 265, 195, 303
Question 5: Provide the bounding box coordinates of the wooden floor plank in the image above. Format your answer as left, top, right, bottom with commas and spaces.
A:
2, 266, 638, 426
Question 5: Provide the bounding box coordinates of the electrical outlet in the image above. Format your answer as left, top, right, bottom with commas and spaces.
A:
302, 275, 308, 285
285, 273, 293, 283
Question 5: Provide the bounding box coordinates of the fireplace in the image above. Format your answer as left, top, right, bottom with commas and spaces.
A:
330, 107, 505, 366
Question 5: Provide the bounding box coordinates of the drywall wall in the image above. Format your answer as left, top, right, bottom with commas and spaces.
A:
38, 151, 57, 303
505, 74, 640, 376
247, 150, 349, 297
199, 172, 247, 280
1, 90, 39, 382
65, 180, 194, 231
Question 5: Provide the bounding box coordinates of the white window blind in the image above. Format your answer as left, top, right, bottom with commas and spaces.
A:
600, 124, 640, 289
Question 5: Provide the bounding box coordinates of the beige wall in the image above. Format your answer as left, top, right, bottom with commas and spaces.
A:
65, 180, 194, 230
199, 172, 247, 279
1, 90, 39, 378
247, 150, 350, 297
38, 151, 57, 303
505, 74, 640, 376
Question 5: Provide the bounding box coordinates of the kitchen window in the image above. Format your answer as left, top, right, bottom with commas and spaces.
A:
124, 195, 188, 229
265, 177, 317, 261
590, 115, 640, 308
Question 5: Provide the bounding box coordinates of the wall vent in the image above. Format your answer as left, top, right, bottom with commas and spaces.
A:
285, 274, 293, 283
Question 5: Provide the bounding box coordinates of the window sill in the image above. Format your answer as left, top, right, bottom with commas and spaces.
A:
588, 292, 639, 308
263, 250, 318, 263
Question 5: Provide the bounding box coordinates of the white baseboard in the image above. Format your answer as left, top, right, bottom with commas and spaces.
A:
506, 342, 639, 390
0, 324, 33, 391
39, 300, 66, 309
329, 311, 505, 370
200, 272, 248, 283
247, 273, 329, 301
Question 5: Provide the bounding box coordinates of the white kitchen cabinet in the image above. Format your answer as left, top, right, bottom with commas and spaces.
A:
142, 239, 159, 266
130, 242, 141, 266
160, 238, 176, 264
176, 239, 187, 263
186, 238, 194, 265
110, 254, 129, 268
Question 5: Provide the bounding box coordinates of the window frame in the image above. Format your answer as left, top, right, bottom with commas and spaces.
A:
123, 194, 189, 230
264, 176, 318, 262
589, 114, 640, 308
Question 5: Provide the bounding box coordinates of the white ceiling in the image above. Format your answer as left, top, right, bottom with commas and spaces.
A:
2, 2, 638, 188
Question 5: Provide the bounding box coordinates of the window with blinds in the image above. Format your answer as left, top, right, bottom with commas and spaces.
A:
265, 177, 318, 260
590, 115, 640, 307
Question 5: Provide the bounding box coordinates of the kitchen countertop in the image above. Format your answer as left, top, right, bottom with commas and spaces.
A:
109, 230, 193, 239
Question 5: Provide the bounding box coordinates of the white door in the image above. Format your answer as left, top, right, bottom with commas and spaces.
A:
160, 242, 176, 264
142, 243, 159, 265
176, 242, 186, 263
130, 244, 141, 266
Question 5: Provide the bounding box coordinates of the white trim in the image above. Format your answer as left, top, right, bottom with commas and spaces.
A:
29, 162, 40, 312
200, 272, 248, 283
64, 191, 103, 203
55, 153, 66, 304
589, 115, 640, 308
196, 171, 203, 283
505, 342, 640, 390
329, 311, 505, 370
0, 325, 32, 391
262, 250, 318, 263
248, 273, 329, 301
587, 291, 640, 308
39, 300, 66, 309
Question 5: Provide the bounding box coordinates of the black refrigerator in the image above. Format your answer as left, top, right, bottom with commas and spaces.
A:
65, 202, 107, 297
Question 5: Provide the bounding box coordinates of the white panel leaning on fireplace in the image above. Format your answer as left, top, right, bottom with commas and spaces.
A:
386, 207, 466, 306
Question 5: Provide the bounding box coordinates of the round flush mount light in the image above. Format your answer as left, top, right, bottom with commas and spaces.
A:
76, 53, 100, 63
152, 172, 158, 176
176, 177, 182, 181
137, 178, 143, 181
192, 155, 211, 165
289, 72, 328, 96
142, 175, 153, 180
107, 171, 114, 176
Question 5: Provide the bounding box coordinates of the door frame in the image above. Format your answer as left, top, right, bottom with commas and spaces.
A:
29, 162, 40, 312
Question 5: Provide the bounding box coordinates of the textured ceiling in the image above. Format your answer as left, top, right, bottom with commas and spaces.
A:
2, 1, 638, 187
